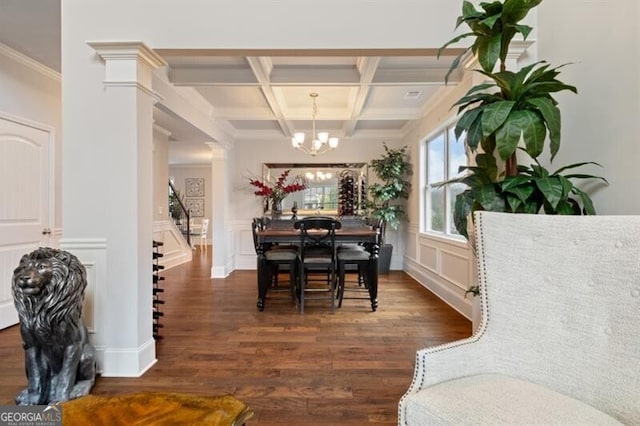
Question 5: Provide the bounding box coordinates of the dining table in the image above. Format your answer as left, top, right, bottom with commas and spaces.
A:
255, 225, 380, 312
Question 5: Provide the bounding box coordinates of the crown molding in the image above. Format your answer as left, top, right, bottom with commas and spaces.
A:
87, 41, 167, 69
0, 42, 60, 82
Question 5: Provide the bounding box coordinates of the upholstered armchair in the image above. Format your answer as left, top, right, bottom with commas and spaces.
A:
399, 212, 639, 425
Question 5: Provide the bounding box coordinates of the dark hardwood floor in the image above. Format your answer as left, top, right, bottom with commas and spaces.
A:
0, 247, 471, 425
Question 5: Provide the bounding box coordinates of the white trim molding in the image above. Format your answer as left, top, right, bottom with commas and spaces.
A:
0, 42, 61, 81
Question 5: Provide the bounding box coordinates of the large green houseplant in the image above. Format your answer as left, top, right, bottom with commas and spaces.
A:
367, 143, 412, 273
441, 0, 606, 242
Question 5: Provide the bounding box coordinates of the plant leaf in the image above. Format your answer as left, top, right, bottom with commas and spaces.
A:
572, 187, 596, 214
519, 110, 547, 158
535, 176, 563, 209
502, 0, 543, 22
465, 114, 485, 151
494, 110, 524, 160
455, 108, 482, 138
527, 97, 561, 159
476, 33, 502, 72
482, 100, 516, 137
476, 184, 505, 211
552, 161, 601, 174
510, 23, 533, 40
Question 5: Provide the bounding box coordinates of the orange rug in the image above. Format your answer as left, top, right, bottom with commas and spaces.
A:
62, 392, 253, 425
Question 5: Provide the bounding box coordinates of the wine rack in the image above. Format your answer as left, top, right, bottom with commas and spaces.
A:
152, 240, 165, 340
338, 169, 366, 216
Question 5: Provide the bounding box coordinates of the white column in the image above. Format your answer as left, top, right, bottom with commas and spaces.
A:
207, 143, 231, 278
61, 41, 165, 376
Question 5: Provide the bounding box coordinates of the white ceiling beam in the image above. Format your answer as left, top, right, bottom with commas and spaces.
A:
270, 67, 360, 85
358, 109, 425, 120
371, 68, 459, 85
169, 66, 259, 86
245, 56, 294, 137
344, 56, 381, 137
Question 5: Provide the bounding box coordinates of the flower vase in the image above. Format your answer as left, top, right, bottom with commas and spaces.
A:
271, 199, 283, 220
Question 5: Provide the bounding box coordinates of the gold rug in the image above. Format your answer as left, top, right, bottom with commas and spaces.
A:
62, 392, 253, 426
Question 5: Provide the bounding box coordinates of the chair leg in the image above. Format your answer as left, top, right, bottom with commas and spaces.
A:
338, 261, 346, 308
288, 260, 297, 306
299, 268, 305, 314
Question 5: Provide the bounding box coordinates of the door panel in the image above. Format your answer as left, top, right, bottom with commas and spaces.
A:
0, 117, 50, 329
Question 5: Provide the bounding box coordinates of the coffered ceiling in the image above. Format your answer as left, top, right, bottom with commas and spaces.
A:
157, 50, 463, 143
0, 0, 465, 163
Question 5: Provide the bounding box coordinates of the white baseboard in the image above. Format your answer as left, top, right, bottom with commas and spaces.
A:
101, 338, 157, 377
404, 256, 472, 320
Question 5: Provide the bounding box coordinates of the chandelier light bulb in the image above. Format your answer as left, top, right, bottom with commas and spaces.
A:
317, 132, 329, 143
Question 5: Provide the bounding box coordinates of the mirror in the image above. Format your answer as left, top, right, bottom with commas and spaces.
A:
263, 162, 368, 216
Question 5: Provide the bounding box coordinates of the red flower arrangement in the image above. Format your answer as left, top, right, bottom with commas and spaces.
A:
249, 169, 306, 203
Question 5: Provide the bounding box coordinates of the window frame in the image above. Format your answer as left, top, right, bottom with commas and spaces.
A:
421, 118, 468, 240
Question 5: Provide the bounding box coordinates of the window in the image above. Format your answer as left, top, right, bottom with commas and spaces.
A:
303, 185, 338, 211
424, 124, 467, 236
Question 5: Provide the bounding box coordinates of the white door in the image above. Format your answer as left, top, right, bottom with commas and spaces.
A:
0, 116, 51, 329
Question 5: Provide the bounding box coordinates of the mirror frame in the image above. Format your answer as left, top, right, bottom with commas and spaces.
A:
262, 162, 368, 216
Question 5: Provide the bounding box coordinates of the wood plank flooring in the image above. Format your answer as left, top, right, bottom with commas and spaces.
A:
0, 248, 471, 425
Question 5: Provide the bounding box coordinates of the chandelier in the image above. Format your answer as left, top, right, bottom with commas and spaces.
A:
291, 93, 339, 156
305, 170, 333, 181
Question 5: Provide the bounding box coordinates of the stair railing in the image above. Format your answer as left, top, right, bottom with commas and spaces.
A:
168, 180, 191, 246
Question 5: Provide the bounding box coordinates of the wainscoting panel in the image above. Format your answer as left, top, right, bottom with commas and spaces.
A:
152, 220, 192, 270
403, 225, 474, 319
59, 238, 107, 373
440, 248, 471, 291
419, 243, 438, 274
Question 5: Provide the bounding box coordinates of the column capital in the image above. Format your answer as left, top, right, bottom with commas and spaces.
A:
206, 142, 229, 159
87, 41, 166, 68
87, 41, 167, 96
506, 40, 535, 62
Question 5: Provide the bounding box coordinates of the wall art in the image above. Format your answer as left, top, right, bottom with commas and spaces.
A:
185, 177, 204, 197
185, 198, 204, 217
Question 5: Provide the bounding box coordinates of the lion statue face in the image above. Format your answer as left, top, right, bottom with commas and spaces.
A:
12, 257, 54, 296
12, 247, 88, 324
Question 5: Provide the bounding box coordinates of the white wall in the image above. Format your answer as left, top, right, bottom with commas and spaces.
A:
0, 44, 62, 240
537, 0, 640, 214
153, 127, 170, 222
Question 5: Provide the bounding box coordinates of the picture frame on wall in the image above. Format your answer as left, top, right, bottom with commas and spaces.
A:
185, 198, 204, 217
185, 178, 204, 197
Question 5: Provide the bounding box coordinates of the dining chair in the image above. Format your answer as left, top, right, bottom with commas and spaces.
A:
293, 217, 341, 314
199, 218, 209, 250
336, 217, 381, 309
251, 218, 298, 306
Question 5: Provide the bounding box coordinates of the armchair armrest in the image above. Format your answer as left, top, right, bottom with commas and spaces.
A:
399, 333, 495, 423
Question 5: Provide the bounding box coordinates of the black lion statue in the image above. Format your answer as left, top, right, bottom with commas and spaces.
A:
12, 247, 96, 405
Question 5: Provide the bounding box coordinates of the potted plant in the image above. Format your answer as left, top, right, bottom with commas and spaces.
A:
366, 143, 412, 273
248, 169, 306, 219
168, 188, 185, 222
441, 0, 607, 299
